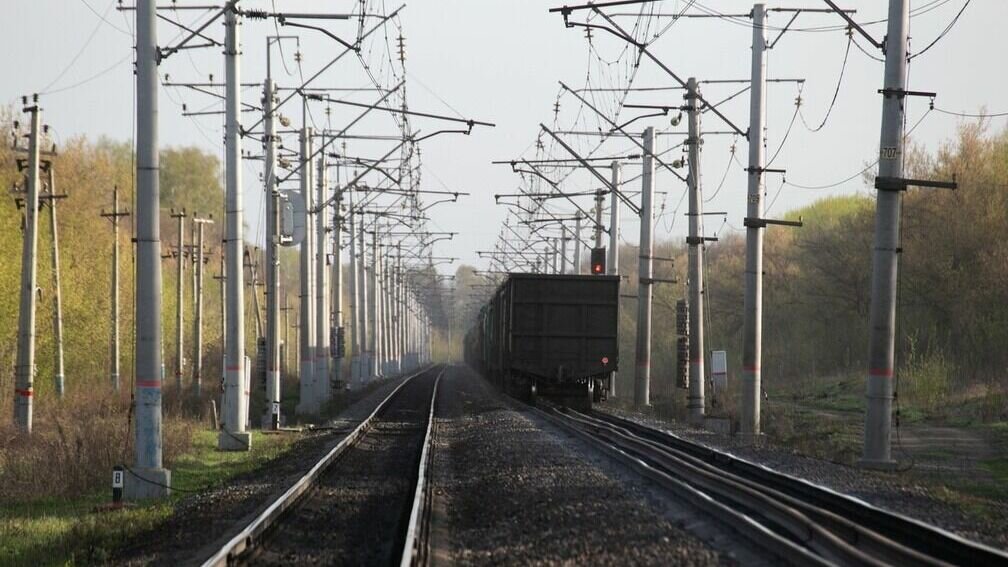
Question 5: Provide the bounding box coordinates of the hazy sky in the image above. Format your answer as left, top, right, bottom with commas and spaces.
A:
3, 1, 1004, 273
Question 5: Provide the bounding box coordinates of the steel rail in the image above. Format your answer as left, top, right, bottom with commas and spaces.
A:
200, 364, 438, 567
399, 367, 444, 567
553, 408, 932, 566
587, 410, 1008, 567
528, 404, 828, 566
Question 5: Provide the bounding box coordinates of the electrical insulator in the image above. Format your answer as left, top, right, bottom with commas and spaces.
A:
676, 299, 689, 336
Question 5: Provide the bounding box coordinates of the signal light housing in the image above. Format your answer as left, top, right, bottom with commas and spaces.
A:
590, 247, 606, 274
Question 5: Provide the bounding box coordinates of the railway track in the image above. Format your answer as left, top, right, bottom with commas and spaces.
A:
201, 364, 443, 567
538, 406, 1008, 567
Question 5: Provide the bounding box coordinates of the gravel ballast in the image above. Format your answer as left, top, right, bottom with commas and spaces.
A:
430, 366, 735, 566
249, 368, 438, 565
113, 372, 417, 566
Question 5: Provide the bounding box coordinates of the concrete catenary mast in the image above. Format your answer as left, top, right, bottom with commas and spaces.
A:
219, 0, 251, 451
634, 127, 655, 409
125, 0, 171, 498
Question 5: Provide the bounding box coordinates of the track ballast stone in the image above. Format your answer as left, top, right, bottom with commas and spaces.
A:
431, 366, 733, 566
249, 369, 437, 566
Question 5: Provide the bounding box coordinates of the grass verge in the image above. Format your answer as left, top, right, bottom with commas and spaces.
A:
0, 429, 298, 567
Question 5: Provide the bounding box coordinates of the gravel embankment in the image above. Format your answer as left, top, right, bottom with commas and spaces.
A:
114, 373, 415, 566
250, 368, 438, 565
430, 366, 735, 566
599, 404, 1008, 550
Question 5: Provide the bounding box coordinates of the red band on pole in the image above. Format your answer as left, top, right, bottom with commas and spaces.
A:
743, 365, 759, 372
136, 379, 162, 388
226, 365, 241, 371
15, 388, 33, 397
869, 368, 894, 378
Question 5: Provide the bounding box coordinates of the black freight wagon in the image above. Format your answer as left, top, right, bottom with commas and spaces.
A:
466, 273, 619, 409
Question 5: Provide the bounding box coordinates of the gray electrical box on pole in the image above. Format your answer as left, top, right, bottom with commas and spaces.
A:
218, 0, 250, 452
125, 0, 171, 498
102, 185, 130, 393
863, 0, 910, 469
13, 97, 42, 433
634, 126, 655, 409
685, 77, 707, 426
741, 3, 767, 439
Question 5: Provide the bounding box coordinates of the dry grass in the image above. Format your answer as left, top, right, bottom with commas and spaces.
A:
0, 387, 197, 504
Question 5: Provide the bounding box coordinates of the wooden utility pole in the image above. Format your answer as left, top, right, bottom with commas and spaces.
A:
101, 185, 130, 391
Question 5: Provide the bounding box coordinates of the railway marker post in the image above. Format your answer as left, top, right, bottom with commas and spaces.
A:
219, 0, 250, 451
634, 127, 655, 409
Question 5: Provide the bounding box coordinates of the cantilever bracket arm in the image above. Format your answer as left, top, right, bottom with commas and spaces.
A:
279, 18, 358, 52
587, 10, 749, 138
820, 0, 882, 49
519, 159, 600, 224
558, 82, 689, 183
539, 124, 641, 216
158, 7, 227, 62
